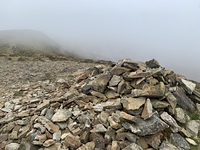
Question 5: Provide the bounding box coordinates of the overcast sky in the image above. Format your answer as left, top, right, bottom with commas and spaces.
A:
0, 0, 200, 80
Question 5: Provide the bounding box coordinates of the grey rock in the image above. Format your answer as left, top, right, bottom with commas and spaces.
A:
122, 143, 143, 150
160, 141, 178, 150
0, 112, 15, 124
116, 132, 138, 143
45, 109, 54, 120
173, 87, 195, 112
174, 108, 187, 123
91, 72, 112, 92
151, 100, 169, 109
166, 92, 177, 113
53, 130, 61, 141
123, 115, 169, 136
160, 112, 180, 132
146, 59, 160, 68
82, 85, 93, 94
91, 124, 107, 133
179, 78, 196, 94
110, 66, 131, 75
52, 109, 72, 122
170, 133, 190, 150
5, 143, 20, 150
186, 120, 200, 137
109, 75, 121, 86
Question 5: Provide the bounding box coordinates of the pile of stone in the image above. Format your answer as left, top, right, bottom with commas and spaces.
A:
0, 58, 200, 150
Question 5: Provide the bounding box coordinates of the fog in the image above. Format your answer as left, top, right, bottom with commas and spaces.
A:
0, 0, 200, 81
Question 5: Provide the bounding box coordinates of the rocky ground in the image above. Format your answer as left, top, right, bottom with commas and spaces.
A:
0, 56, 200, 150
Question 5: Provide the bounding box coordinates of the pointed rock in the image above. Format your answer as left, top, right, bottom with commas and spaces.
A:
141, 98, 153, 120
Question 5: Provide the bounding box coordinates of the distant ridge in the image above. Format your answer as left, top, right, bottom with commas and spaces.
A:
0, 29, 65, 58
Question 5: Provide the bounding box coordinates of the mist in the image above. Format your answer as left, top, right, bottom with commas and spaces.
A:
0, 0, 200, 81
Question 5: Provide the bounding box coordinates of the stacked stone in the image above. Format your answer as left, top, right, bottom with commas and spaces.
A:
0, 59, 200, 150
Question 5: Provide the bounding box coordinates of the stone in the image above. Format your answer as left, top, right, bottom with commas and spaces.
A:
64, 133, 81, 149
91, 72, 112, 93
82, 85, 93, 94
151, 100, 169, 109
186, 138, 198, 146
121, 97, 146, 110
35, 100, 50, 112
170, 133, 190, 150
45, 109, 54, 120
90, 132, 105, 149
91, 124, 107, 132
45, 121, 60, 133
109, 75, 121, 86
160, 141, 179, 150
105, 90, 120, 99
77, 141, 95, 150
141, 98, 153, 120
98, 111, 109, 125
137, 138, 148, 149
52, 109, 72, 122
111, 141, 120, 150
119, 111, 139, 123
100, 98, 122, 109
5, 143, 20, 150
0, 112, 15, 124
16, 110, 30, 118
166, 92, 177, 112
131, 89, 148, 97
108, 116, 121, 129
34, 133, 47, 143
122, 115, 169, 136
174, 107, 187, 123
160, 112, 180, 132
104, 127, 116, 143
186, 120, 200, 137
179, 78, 196, 94
142, 82, 166, 98
197, 103, 200, 112
90, 90, 107, 100
145, 133, 162, 149
122, 143, 143, 150
110, 66, 131, 75
53, 130, 61, 141
34, 123, 46, 133
43, 139, 55, 147
116, 132, 138, 143
145, 59, 160, 68
173, 87, 195, 112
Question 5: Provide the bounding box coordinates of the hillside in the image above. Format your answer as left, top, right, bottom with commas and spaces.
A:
0, 29, 69, 59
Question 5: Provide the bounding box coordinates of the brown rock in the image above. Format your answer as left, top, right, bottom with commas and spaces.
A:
111, 141, 120, 150
91, 72, 112, 93
121, 97, 146, 110
43, 139, 55, 147
122, 143, 143, 150
64, 133, 81, 149
141, 98, 153, 120
119, 111, 139, 122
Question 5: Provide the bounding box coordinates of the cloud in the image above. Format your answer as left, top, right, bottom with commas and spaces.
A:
0, 0, 200, 80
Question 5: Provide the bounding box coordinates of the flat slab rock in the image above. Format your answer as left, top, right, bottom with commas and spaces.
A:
122, 115, 169, 136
